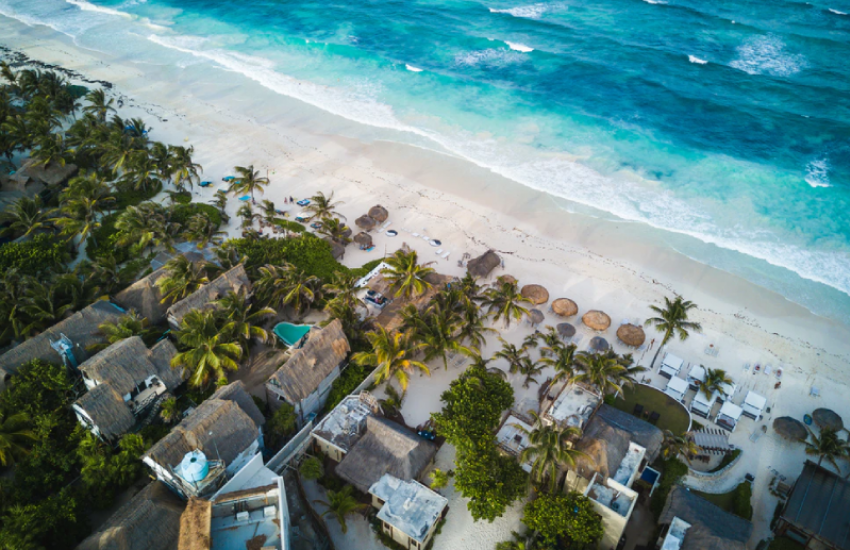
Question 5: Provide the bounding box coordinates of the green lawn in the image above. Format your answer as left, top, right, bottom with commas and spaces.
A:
609, 384, 691, 434
693, 482, 753, 520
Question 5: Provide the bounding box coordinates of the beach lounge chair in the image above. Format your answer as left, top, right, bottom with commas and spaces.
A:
442, 251, 450, 259
810, 386, 820, 397
412, 232, 420, 237
764, 364, 772, 376
633, 404, 644, 417
435, 249, 443, 255
199, 181, 212, 187
648, 411, 660, 425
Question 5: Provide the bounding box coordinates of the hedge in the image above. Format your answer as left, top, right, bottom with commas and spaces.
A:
171, 203, 222, 228
229, 234, 347, 281
113, 182, 161, 210
0, 233, 69, 276
272, 218, 305, 234
650, 457, 689, 519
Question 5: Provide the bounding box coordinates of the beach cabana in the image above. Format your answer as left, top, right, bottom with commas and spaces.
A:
498, 274, 517, 285
716, 401, 744, 432
355, 215, 377, 231
690, 389, 717, 418
686, 364, 706, 390
812, 408, 843, 432
557, 323, 576, 339
368, 205, 389, 223
521, 284, 549, 305
551, 298, 578, 318
589, 336, 609, 353
616, 324, 645, 348
354, 232, 373, 249
773, 417, 808, 441
659, 353, 684, 379
741, 390, 766, 420
467, 250, 501, 279
718, 380, 737, 402
529, 309, 544, 326
664, 376, 689, 402
582, 310, 611, 332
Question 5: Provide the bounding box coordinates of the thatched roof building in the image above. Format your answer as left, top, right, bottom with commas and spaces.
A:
521, 284, 549, 305
177, 498, 211, 550
324, 238, 346, 260
813, 408, 844, 432
660, 486, 752, 550
113, 268, 170, 324
617, 324, 646, 347
166, 265, 251, 327
573, 404, 663, 480
355, 215, 377, 231
368, 205, 389, 223
3, 158, 79, 191
76, 481, 185, 550
778, 460, 850, 550
336, 416, 437, 494
467, 250, 500, 279
0, 300, 124, 388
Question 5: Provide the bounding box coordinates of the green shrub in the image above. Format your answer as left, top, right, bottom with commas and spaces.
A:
170, 191, 192, 204
273, 218, 305, 233
650, 457, 689, 519
708, 448, 741, 473
171, 203, 222, 228
299, 456, 324, 481
350, 258, 384, 278
87, 212, 130, 263
323, 363, 372, 413
113, 182, 161, 210
0, 233, 69, 276
229, 234, 348, 282
733, 481, 753, 520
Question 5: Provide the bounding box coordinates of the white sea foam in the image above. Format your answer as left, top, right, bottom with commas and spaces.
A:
405, 64, 423, 72
66, 0, 132, 18
454, 49, 527, 67
730, 35, 806, 77
505, 41, 534, 53
828, 8, 847, 15
642, 0, 667, 5
489, 4, 547, 19
688, 55, 708, 64
805, 158, 831, 188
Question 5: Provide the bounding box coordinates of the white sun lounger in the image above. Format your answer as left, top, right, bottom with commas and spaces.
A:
435, 249, 443, 255
412, 232, 420, 237
442, 251, 450, 259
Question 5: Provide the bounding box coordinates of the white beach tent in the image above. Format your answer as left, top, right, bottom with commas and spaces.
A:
716, 401, 743, 432
690, 389, 717, 418
687, 364, 706, 389
660, 353, 684, 379
664, 376, 689, 402
741, 390, 767, 419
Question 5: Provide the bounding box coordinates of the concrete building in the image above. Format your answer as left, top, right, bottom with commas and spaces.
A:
541, 381, 601, 430
311, 392, 380, 462
369, 474, 448, 550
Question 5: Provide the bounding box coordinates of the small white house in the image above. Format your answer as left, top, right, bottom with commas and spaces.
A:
660, 353, 684, 379
664, 377, 689, 402
716, 401, 744, 432
369, 474, 447, 550
741, 391, 767, 420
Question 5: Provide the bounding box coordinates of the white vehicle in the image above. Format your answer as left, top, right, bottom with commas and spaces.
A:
687, 364, 706, 390
660, 353, 684, 379
716, 401, 744, 432
664, 376, 689, 402
690, 389, 717, 418
741, 390, 767, 420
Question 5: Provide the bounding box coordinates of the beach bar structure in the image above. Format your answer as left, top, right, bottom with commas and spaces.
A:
659, 353, 685, 379
741, 390, 767, 420
664, 376, 689, 403
369, 474, 448, 550
715, 401, 744, 432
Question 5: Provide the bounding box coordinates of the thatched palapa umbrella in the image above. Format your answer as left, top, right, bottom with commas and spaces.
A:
551, 298, 578, 318
773, 417, 808, 441
368, 205, 389, 223
582, 310, 611, 332
617, 324, 646, 347
589, 336, 610, 352
467, 250, 501, 279
557, 323, 576, 339
354, 232, 373, 248
521, 284, 549, 305
341, 226, 353, 239
498, 274, 517, 285
813, 408, 844, 432
355, 215, 377, 231
529, 309, 545, 326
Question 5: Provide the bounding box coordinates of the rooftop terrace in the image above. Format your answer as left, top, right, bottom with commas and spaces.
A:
612, 441, 646, 487
544, 382, 600, 429
370, 474, 448, 544
661, 516, 692, 550
311, 393, 376, 453
587, 480, 637, 518
496, 413, 533, 473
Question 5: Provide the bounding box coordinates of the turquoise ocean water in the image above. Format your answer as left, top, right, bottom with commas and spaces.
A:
2, 0, 850, 321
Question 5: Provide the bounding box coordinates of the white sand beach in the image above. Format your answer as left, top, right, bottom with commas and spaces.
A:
3, 12, 850, 549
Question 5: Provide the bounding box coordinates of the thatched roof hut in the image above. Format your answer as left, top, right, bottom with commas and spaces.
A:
497, 274, 517, 285
557, 323, 576, 338
324, 238, 346, 260
76, 384, 137, 442
659, 486, 753, 550
467, 250, 500, 279
582, 310, 611, 331
9, 158, 79, 188
114, 268, 171, 324
355, 215, 377, 231
177, 497, 212, 550
813, 408, 843, 432
368, 205, 389, 223
521, 284, 549, 305
266, 320, 350, 404
617, 324, 646, 347
77, 481, 185, 550
354, 232, 373, 248
166, 265, 251, 327
529, 309, 544, 326
552, 298, 578, 317
0, 300, 124, 388
589, 336, 610, 352
773, 417, 808, 441
336, 416, 437, 494
79, 337, 183, 396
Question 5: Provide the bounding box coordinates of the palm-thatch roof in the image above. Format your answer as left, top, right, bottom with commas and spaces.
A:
573, 404, 663, 480
336, 416, 437, 494
113, 268, 170, 324
144, 382, 264, 470
0, 300, 124, 386
368, 205, 389, 223
497, 274, 517, 285
582, 310, 611, 331
324, 238, 346, 260
76, 384, 136, 442
589, 336, 609, 352
77, 481, 185, 550
552, 298, 578, 317
12, 157, 79, 188
529, 309, 545, 325
354, 232, 373, 248
355, 215, 377, 231
266, 320, 350, 404
521, 284, 549, 305
166, 265, 251, 326
660, 486, 753, 550
781, 460, 850, 550
177, 498, 212, 550
557, 323, 576, 338
773, 417, 808, 441
813, 408, 844, 432
79, 337, 183, 396
467, 250, 500, 279
617, 324, 646, 347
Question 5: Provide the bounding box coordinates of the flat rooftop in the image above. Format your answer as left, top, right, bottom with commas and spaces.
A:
370, 474, 447, 544
661, 516, 691, 550
613, 442, 646, 486
211, 506, 281, 550
587, 480, 636, 518
311, 393, 375, 452
496, 413, 533, 472
545, 383, 600, 428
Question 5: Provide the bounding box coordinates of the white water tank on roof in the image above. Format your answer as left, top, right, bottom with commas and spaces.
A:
180, 450, 210, 483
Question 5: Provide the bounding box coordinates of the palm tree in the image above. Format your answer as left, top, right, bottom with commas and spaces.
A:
317, 217, 352, 245
30, 132, 68, 168
0, 196, 50, 238
156, 255, 210, 304
381, 249, 435, 299
214, 289, 276, 349
0, 411, 37, 466
352, 327, 429, 391
519, 359, 544, 389
168, 145, 202, 191
323, 271, 360, 306
660, 430, 699, 464
149, 141, 172, 183
411, 303, 474, 369
229, 164, 268, 201
171, 309, 242, 388
89, 311, 153, 351
85, 255, 130, 297
305, 191, 344, 220
496, 532, 538, 550
256, 264, 321, 317
519, 415, 585, 492
183, 213, 226, 249
481, 281, 531, 327
701, 367, 734, 399
159, 397, 180, 424
53, 193, 115, 246
21, 281, 75, 332
804, 428, 848, 474
83, 88, 115, 123
458, 303, 494, 349
541, 342, 578, 387
237, 203, 260, 229
573, 351, 628, 396
121, 150, 160, 192
645, 296, 702, 370
115, 202, 177, 254
211, 190, 228, 216
313, 485, 368, 534
493, 338, 529, 375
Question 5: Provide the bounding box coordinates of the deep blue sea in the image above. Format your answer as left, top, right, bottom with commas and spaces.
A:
3, 0, 850, 318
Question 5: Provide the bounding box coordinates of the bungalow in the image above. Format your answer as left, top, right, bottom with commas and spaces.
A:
741, 390, 767, 420
311, 392, 381, 462
73, 336, 185, 442
75, 481, 185, 550
716, 401, 744, 432
143, 381, 265, 499
775, 460, 850, 550
113, 268, 171, 324
369, 474, 448, 550
264, 319, 350, 420
658, 485, 753, 550
664, 376, 689, 402
659, 353, 685, 379
0, 300, 124, 389
166, 264, 252, 329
